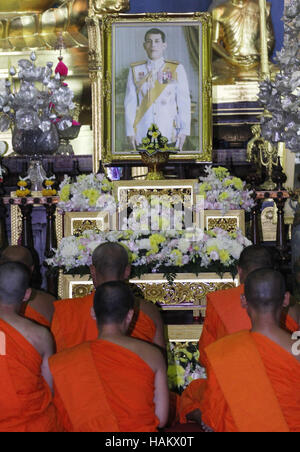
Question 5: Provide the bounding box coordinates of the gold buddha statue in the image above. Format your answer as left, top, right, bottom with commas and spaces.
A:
210, 0, 276, 84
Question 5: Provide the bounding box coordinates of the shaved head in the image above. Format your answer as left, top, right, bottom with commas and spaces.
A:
238, 245, 273, 278
244, 268, 286, 314
0, 262, 31, 305
94, 281, 134, 327
92, 243, 129, 280
1, 246, 34, 269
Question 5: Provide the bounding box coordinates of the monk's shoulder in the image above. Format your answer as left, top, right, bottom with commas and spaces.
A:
207, 285, 242, 302
33, 289, 56, 303
54, 293, 93, 314
129, 337, 165, 372
19, 316, 54, 355
29, 289, 55, 318
139, 298, 162, 325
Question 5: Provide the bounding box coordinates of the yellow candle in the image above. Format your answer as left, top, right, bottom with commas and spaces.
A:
259, 0, 270, 79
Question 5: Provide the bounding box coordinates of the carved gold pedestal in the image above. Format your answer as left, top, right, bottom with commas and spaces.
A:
59, 272, 239, 342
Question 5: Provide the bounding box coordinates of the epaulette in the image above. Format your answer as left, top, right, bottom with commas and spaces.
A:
130, 61, 147, 67
164, 60, 180, 65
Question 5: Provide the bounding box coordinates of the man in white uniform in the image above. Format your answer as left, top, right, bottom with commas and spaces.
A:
124, 28, 191, 150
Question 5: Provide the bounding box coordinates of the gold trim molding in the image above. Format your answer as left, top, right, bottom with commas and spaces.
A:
59, 272, 239, 319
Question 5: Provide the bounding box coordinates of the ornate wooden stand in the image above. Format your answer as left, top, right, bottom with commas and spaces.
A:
251, 190, 290, 258
3, 194, 60, 296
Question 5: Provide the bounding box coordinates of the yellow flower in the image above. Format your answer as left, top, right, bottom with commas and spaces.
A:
60, 184, 71, 202
82, 189, 100, 207
198, 183, 211, 195
149, 233, 166, 253
45, 180, 55, 187
167, 364, 185, 388
101, 179, 112, 193
42, 189, 57, 197
207, 245, 218, 254
219, 249, 230, 263
171, 249, 183, 266
17, 181, 27, 187
218, 192, 229, 201
131, 253, 138, 263
232, 177, 243, 191
206, 230, 217, 238
213, 167, 229, 179
16, 189, 30, 197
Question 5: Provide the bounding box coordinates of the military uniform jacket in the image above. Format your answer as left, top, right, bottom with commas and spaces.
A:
124, 57, 191, 144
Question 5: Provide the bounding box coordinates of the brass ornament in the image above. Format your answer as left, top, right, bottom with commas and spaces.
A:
93, 0, 130, 14
207, 217, 238, 233
72, 283, 94, 298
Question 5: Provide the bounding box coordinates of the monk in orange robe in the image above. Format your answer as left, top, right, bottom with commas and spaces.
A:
0, 261, 61, 432
199, 245, 299, 368
180, 268, 300, 432
51, 242, 165, 352
1, 246, 55, 327
50, 281, 169, 432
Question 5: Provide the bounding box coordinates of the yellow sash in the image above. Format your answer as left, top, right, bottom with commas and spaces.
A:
49, 342, 120, 432
206, 331, 290, 432
133, 61, 178, 133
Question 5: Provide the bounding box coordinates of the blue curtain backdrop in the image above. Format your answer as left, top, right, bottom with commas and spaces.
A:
128, 0, 284, 56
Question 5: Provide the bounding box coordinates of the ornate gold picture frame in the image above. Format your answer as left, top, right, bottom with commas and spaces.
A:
201, 209, 246, 235
87, 12, 212, 169
113, 179, 199, 229
63, 211, 110, 237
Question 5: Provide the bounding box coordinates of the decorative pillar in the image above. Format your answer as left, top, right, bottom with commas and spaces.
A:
18, 200, 34, 251
274, 191, 288, 257
0, 179, 8, 249
44, 199, 58, 297
251, 197, 262, 245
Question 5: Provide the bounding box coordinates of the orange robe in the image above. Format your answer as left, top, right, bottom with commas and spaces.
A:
199, 285, 299, 368
51, 293, 156, 352
181, 330, 300, 432
0, 319, 61, 432
23, 304, 51, 328
49, 340, 160, 432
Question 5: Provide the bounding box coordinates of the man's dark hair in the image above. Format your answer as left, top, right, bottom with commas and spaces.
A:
0, 262, 31, 305
94, 281, 135, 326
244, 268, 286, 314
238, 245, 273, 275
92, 242, 129, 280
144, 28, 166, 43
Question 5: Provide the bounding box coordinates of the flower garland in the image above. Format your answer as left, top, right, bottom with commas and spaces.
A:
196, 166, 255, 214
167, 342, 206, 393
57, 173, 116, 212
46, 228, 252, 278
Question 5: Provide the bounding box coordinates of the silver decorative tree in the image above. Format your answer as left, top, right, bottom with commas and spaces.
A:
258, 0, 300, 152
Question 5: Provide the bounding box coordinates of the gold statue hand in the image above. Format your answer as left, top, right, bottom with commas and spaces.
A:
212, 42, 259, 69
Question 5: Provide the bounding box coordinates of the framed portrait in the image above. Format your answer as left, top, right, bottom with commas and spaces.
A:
87, 12, 212, 168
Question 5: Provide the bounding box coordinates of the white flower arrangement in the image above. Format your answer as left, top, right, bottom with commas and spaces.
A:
196, 166, 255, 214
57, 173, 116, 213
46, 227, 252, 276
